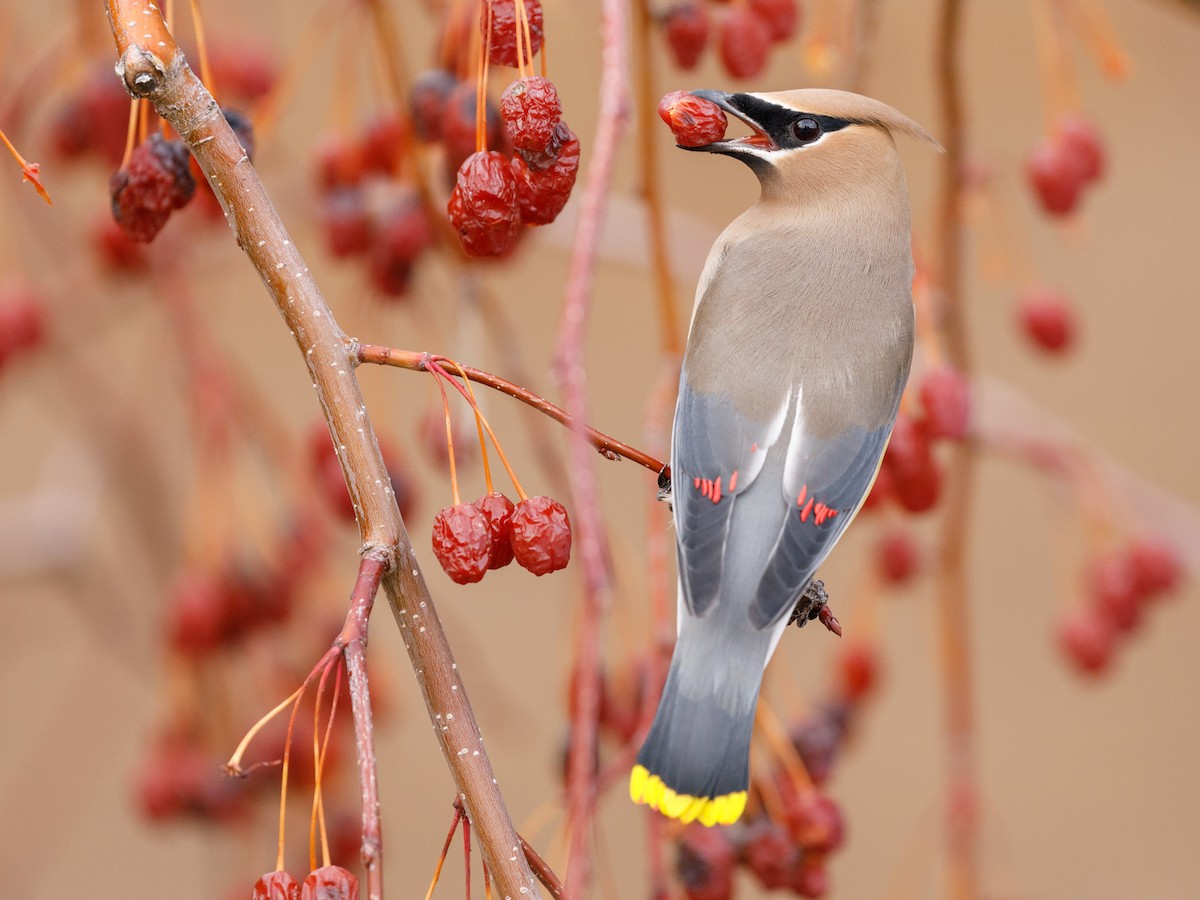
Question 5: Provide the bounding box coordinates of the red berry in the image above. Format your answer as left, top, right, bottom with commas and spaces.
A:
676, 824, 736, 900
749, 0, 800, 41
1057, 607, 1116, 675
409, 69, 458, 141
441, 82, 506, 176
500, 76, 562, 152
1128, 536, 1183, 597
1054, 112, 1105, 183
790, 862, 830, 898
449, 150, 522, 256
662, 3, 710, 70
482, 0, 545, 68
369, 197, 434, 296
475, 492, 516, 569
254, 871, 301, 900
135, 734, 247, 822
322, 189, 373, 258
512, 122, 581, 225
316, 134, 366, 191
49, 65, 130, 165
432, 503, 492, 584
509, 495, 572, 575
1088, 549, 1144, 633
1018, 287, 1076, 354
360, 112, 406, 175
918, 365, 971, 440
877, 528, 919, 584
0, 286, 45, 361
208, 42, 277, 102
300, 865, 359, 900
745, 820, 799, 890
166, 571, 236, 657
658, 90, 728, 148
110, 135, 196, 243
93, 214, 149, 271
788, 704, 849, 786
836, 639, 879, 703
1025, 137, 1083, 217
790, 792, 845, 853
719, 7, 772, 80
883, 413, 941, 513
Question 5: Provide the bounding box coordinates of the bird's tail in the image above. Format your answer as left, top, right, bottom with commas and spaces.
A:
630, 652, 761, 827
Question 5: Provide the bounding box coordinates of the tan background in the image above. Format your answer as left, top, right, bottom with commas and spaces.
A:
1, 0, 1199, 898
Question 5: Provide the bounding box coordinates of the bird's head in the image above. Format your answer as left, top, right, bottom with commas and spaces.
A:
684, 88, 942, 201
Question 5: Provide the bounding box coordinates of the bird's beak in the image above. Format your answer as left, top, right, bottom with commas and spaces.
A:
684, 90, 778, 154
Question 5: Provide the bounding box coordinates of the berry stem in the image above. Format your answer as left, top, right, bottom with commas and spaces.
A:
1067, 0, 1130, 79
431, 367, 463, 505
477, 1, 492, 153
186, 0, 217, 97
517, 0, 535, 73
0, 127, 51, 204
463, 809, 473, 900
424, 803, 464, 900
514, 0, 528, 79
309, 657, 341, 872
755, 701, 816, 795
442, 357, 495, 495
120, 97, 139, 169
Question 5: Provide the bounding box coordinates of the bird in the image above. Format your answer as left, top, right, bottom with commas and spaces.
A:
630, 88, 941, 827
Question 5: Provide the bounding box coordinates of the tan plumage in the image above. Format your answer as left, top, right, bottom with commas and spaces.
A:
632, 89, 940, 826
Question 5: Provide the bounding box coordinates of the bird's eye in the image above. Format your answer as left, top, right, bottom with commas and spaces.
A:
790, 117, 822, 144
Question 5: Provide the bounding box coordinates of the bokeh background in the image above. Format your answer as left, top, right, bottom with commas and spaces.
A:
1, 1, 1199, 898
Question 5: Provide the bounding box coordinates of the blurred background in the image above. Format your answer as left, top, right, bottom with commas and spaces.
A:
1, 0, 1199, 897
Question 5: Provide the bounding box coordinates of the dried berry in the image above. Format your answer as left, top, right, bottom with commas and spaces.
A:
876, 528, 919, 584
676, 823, 736, 900
360, 112, 406, 175
745, 820, 799, 890
0, 286, 45, 364
300, 865, 359, 900
449, 150, 522, 256
918, 364, 971, 440
322, 188, 373, 258
789, 791, 845, 853
369, 198, 434, 296
1057, 607, 1116, 675
441, 82, 506, 175
482, 0, 545, 68
49, 65, 130, 165
501, 76, 562, 152
512, 122, 581, 225
316, 134, 366, 191
110, 134, 196, 243
136, 734, 247, 822
475, 492, 516, 569
432, 503, 492, 584
719, 7, 772, 80
410, 69, 459, 141
663, 3, 710, 70
254, 871, 301, 900
93, 215, 149, 272
836, 639, 879, 703
790, 862, 830, 898
1018, 287, 1076, 354
1128, 536, 1183, 597
509, 495, 572, 575
658, 90, 728, 148
208, 42, 277, 102
789, 704, 849, 786
749, 0, 800, 41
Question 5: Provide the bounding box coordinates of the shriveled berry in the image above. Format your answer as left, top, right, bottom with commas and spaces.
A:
509, 495, 572, 575
449, 150, 522, 256
836, 639, 879, 703
300, 865, 359, 900
745, 820, 799, 890
1128, 536, 1183, 597
208, 42, 277, 102
663, 3, 710, 70
432, 503, 492, 584
166, 571, 238, 657
322, 188, 373, 258
918, 365, 970, 440
254, 871, 301, 900
789, 704, 849, 786
676, 823, 736, 900
658, 90, 728, 148
1057, 607, 1116, 675
482, 0, 544, 68
876, 528, 919, 584
512, 122, 580, 225
360, 112, 406, 175
1018, 287, 1076, 354
790, 862, 830, 898
1054, 112, 1105, 183
719, 7, 772, 80
475, 492, 516, 569
316, 133, 365, 190
790, 792, 845, 853
749, 0, 800, 41
501, 76, 562, 152
136, 734, 247, 822
93, 215, 149, 271
410, 69, 459, 141
369, 197, 434, 295
49, 65, 130, 165
441, 82, 506, 175
110, 134, 196, 243
1026, 137, 1083, 217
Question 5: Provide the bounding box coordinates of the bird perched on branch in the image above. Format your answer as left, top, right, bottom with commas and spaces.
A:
631, 89, 941, 826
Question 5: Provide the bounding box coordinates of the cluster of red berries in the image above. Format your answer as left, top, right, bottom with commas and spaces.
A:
253, 865, 358, 900
432, 492, 571, 584
1058, 536, 1184, 676
661, 0, 800, 79
863, 364, 971, 515
1017, 285, 1076, 355
658, 90, 729, 147
1026, 112, 1106, 218
0, 285, 46, 374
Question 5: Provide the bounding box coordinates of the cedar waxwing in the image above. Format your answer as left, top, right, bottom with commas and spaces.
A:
630, 89, 941, 827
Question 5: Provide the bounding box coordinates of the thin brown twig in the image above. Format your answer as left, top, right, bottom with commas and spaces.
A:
355, 344, 668, 479
520, 834, 567, 899
102, 4, 541, 896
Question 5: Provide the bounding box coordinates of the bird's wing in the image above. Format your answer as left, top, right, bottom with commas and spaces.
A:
747, 414, 893, 629
671, 369, 790, 618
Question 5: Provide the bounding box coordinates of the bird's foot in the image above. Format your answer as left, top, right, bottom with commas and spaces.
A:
790, 579, 841, 635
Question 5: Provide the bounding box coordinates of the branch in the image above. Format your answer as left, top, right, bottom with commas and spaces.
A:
102, 4, 540, 896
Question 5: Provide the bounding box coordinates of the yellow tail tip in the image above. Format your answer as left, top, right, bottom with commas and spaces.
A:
629, 765, 747, 826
